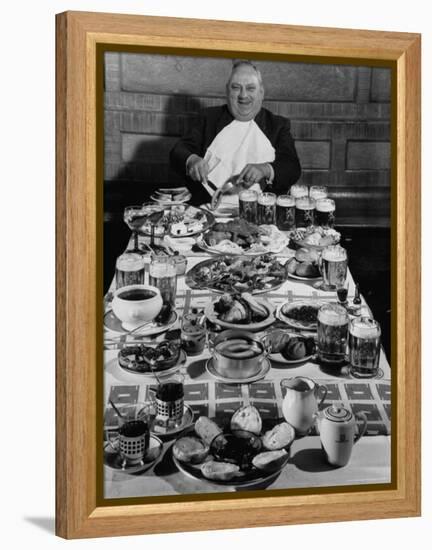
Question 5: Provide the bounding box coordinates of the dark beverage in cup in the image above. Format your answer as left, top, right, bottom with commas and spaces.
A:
295, 197, 315, 228
239, 190, 258, 223
115, 253, 145, 289
290, 183, 308, 199
315, 198, 336, 228
257, 193, 276, 225
154, 376, 185, 426
317, 303, 349, 365
309, 185, 328, 201
118, 419, 150, 464
276, 195, 296, 230
349, 317, 381, 378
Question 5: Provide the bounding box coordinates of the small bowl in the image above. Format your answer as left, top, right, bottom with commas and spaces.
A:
112, 284, 163, 330
211, 329, 267, 379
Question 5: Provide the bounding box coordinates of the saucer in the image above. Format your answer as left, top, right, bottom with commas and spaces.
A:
151, 404, 194, 436
205, 357, 271, 384
104, 309, 178, 337
104, 434, 163, 474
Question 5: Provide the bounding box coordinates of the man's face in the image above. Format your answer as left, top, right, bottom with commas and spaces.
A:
226, 66, 264, 121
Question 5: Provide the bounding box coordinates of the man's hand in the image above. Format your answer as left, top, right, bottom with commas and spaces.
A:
237, 163, 271, 187
186, 154, 210, 183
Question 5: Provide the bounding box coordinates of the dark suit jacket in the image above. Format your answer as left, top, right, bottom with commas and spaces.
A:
170, 105, 301, 204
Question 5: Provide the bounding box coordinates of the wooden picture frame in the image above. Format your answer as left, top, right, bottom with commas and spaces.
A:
55, 11, 421, 539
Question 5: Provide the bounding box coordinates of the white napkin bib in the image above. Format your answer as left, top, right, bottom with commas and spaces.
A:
202, 119, 276, 206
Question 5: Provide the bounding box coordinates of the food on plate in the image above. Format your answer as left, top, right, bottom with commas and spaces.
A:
290, 226, 341, 248
281, 303, 320, 326
140, 204, 212, 237
202, 218, 288, 254
187, 254, 288, 294
172, 436, 209, 464
295, 262, 320, 278
230, 405, 262, 435
212, 293, 269, 324
117, 339, 181, 373
252, 450, 289, 473
266, 329, 316, 360
265, 330, 292, 354
194, 416, 224, 446
286, 257, 298, 275
262, 423, 296, 451
281, 339, 307, 360
174, 407, 294, 484
200, 461, 240, 481
295, 248, 319, 263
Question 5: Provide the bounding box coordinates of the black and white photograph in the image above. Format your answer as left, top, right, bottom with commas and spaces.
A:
102, 51, 392, 500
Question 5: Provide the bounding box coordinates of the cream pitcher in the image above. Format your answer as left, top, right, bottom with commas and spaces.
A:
318, 404, 368, 467
280, 377, 327, 434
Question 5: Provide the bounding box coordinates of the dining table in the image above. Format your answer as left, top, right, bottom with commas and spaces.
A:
103, 224, 391, 499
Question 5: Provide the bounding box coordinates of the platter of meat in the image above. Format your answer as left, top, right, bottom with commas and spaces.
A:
186, 254, 288, 294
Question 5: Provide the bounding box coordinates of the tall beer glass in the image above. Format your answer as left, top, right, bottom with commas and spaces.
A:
276, 195, 296, 230
317, 303, 349, 365
349, 317, 381, 378
239, 189, 258, 223
295, 197, 315, 228
309, 185, 328, 201
290, 183, 308, 199
320, 245, 348, 290
148, 255, 177, 306
257, 192, 276, 225
315, 198, 336, 228
115, 252, 146, 289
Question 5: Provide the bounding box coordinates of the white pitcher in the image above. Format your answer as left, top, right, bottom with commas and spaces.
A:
280, 377, 327, 434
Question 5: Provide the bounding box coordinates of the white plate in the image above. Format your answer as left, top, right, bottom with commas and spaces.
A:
269, 352, 314, 365
104, 434, 163, 474
204, 298, 276, 332
150, 194, 192, 205
117, 348, 186, 378
205, 357, 271, 384
104, 309, 178, 337
287, 272, 322, 282
276, 300, 324, 331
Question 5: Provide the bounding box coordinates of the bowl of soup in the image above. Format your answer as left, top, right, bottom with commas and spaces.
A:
211, 329, 267, 379
112, 284, 163, 330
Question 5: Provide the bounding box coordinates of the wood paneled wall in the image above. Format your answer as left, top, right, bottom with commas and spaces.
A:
104, 53, 391, 226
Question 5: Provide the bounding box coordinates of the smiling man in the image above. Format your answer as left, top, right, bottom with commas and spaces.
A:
170, 60, 301, 206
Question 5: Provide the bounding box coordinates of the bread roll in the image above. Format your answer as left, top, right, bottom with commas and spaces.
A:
201, 461, 240, 481
230, 405, 262, 435
262, 422, 295, 451
172, 436, 209, 464
194, 416, 223, 446
252, 450, 289, 472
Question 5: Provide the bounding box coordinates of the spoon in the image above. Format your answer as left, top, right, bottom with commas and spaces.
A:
109, 399, 125, 420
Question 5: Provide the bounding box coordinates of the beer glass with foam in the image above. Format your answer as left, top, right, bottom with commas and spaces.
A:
290, 183, 308, 199
349, 317, 381, 378
309, 185, 328, 201
317, 303, 349, 365
257, 192, 276, 225
315, 198, 336, 228
276, 195, 296, 230
295, 196, 315, 228
239, 189, 258, 223
320, 245, 348, 291
115, 252, 145, 289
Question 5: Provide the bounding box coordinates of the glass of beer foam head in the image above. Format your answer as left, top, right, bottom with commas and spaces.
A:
320, 244, 348, 291
349, 317, 381, 379
148, 255, 177, 306
290, 183, 308, 199
309, 185, 328, 201
115, 252, 146, 289
276, 194, 296, 230
315, 198, 336, 228
257, 192, 276, 225
295, 196, 316, 228
317, 302, 349, 365
239, 189, 258, 223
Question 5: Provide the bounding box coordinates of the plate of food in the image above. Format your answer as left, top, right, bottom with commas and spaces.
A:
289, 226, 341, 250
197, 218, 289, 255
172, 406, 295, 487
285, 248, 322, 281
276, 300, 324, 330
265, 329, 316, 364
139, 203, 215, 238
150, 187, 192, 205
186, 254, 288, 294
205, 293, 275, 331
117, 340, 186, 376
